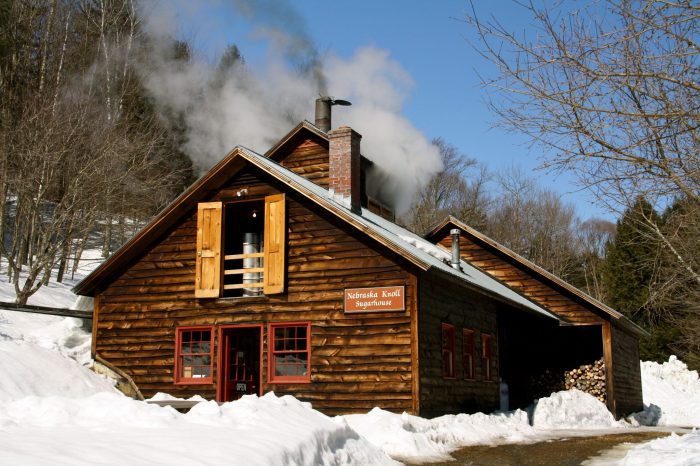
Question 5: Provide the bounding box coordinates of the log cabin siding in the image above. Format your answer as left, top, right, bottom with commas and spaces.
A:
279, 138, 330, 188
95, 167, 417, 415
418, 271, 500, 417
437, 235, 603, 325
610, 325, 644, 417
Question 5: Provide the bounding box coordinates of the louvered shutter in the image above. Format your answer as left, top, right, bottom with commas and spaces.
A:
263, 194, 286, 294
195, 202, 222, 298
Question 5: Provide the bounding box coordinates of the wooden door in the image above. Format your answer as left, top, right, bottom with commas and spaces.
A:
221, 327, 261, 401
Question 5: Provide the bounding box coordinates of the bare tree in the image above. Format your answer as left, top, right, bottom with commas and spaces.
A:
577, 218, 616, 301
468, 0, 700, 280
404, 138, 490, 234
0, 0, 193, 303
486, 167, 581, 281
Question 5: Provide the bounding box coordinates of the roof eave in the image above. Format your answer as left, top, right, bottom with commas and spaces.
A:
427, 266, 562, 323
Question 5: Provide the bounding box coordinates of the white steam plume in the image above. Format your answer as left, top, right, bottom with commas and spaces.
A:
325, 47, 443, 213
137, 1, 442, 214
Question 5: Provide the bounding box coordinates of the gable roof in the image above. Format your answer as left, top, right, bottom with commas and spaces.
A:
265, 120, 329, 160
73, 143, 558, 321
426, 216, 647, 336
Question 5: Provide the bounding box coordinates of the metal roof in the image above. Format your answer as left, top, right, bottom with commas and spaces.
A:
237, 146, 560, 321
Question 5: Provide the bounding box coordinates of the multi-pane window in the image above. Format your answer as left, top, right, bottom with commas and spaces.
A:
441, 323, 456, 378
269, 323, 311, 383
175, 327, 213, 384
481, 333, 493, 381
463, 328, 475, 380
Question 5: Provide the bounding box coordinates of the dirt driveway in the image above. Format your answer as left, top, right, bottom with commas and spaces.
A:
416, 431, 670, 466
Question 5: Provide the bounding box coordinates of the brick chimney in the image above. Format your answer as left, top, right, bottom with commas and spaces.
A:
328, 126, 362, 214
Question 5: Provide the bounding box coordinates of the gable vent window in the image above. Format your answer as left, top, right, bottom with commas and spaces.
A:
195, 194, 286, 298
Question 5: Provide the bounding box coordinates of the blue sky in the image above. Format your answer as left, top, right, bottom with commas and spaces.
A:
162, 0, 610, 221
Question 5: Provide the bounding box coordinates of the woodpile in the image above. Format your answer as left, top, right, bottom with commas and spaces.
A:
528, 358, 607, 402
564, 358, 607, 402
529, 369, 565, 399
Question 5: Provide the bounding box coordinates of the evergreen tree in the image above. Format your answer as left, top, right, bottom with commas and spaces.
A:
602, 197, 679, 362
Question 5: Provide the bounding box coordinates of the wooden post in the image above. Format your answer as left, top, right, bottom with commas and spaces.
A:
602, 322, 616, 416
91, 294, 100, 358
410, 273, 420, 415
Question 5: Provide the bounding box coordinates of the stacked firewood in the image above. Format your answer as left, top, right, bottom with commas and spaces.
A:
529, 369, 565, 399
564, 358, 607, 402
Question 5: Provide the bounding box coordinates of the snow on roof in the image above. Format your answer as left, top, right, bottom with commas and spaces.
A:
238, 147, 558, 321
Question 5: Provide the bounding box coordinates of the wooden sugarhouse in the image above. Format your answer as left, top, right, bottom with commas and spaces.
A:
75, 105, 645, 417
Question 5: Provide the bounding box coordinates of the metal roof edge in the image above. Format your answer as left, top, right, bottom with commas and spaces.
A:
426, 216, 649, 337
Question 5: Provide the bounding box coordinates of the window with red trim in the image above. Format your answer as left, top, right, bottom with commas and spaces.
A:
269, 323, 311, 383
441, 323, 456, 378
175, 327, 213, 384
481, 333, 493, 381
463, 328, 475, 380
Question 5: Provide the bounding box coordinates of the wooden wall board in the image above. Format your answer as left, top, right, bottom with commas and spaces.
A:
94, 164, 419, 416
417, 271, 500, 417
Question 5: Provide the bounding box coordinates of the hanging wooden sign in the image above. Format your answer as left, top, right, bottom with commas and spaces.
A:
344, 286, 405, 313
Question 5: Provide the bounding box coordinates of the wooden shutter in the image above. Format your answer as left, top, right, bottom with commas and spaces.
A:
263, 194, 286, 294
195, 202, 222, 298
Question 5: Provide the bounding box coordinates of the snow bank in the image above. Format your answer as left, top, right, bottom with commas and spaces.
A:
341, 390, 622, 463
341, 407, 535, 462
0, 340, 115, 402
0, 392, 398, 466
636, 356, 700, 427
617, 430, 700, 465
530, 389, 621, 429
0, 310, 116, 401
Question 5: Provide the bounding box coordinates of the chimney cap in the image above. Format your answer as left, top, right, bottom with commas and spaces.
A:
317, 96, 352, 106
315, 96, 352, 132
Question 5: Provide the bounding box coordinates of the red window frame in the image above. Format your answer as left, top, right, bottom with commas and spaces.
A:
174, 326, 214, 385
463, 328, 476, 380
441, 323, 456, 378
481, 333, 493, 381
268, 322, 311, 383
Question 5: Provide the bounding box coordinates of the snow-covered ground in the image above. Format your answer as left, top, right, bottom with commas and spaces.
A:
1, 263, 699, 465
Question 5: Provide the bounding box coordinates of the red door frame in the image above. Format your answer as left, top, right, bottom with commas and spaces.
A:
216, 324, 264, 401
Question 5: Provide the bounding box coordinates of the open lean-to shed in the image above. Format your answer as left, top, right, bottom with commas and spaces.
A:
74, 111, 645, 418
